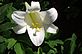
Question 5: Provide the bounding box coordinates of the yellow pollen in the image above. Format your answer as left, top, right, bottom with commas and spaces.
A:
36, 27, 41, 32
25, 11, 43, 32
32, 23, 41, 31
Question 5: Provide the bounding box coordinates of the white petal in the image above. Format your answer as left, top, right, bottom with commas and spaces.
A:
30, 1, 41, 11
40, 8, 58, 24
12, 13, 27, 26
46, 24, 58, 34
40, 11, 52, 24
13, 11, 26, 19
47, 8, 58, 22
27, 27, 45, 46
13, 25, 26, 34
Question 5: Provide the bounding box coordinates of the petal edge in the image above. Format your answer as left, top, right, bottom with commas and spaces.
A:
13, 25, 26, 34
30, 1, 41, 11
47, 8, 58, 22
12, 13, 27, 26
46, 24, 58, 34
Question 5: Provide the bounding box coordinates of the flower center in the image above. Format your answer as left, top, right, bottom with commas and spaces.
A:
25, 11, 43, 31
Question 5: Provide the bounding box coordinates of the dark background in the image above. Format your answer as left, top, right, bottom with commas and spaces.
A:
50, 0, 82, 53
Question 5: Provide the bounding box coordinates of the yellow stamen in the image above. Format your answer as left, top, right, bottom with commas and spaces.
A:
36, 28, 41, 32
25, 11, 43, 32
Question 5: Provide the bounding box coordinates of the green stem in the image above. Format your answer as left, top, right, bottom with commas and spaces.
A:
37, 47, 42, 54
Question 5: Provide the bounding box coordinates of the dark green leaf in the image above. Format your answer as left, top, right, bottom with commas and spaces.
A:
0, 43, 6, 54
0, 0, 3, 1
45, 41, 57, 48
47, 49, 56, 54
42, 44, 50, 53
54, 39, 64, 45
0, 22, 16, 32
0, 3, 12, 23
64, 33, 77, 54
37, 47, 42, 54
45, 39, 64, 48
14, 34, 32, 47
26, 48, 34, 54
7, 6, 16, 23
70, 33, 77, 54
61, 46, 64, 54
0, 36, 6, 43
45, 32, 52, 40
80, 47, 82, 52
0, 30, 12, 38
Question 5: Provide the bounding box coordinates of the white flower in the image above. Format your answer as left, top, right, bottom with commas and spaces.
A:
11, 1, 58, 46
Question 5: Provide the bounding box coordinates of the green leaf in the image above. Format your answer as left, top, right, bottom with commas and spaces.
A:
80, 47, 82, 52
1, 30, 12, 38
61, 46, 64, 54
7, 38, 17, 49
14, 43, 24, 54
7, 6, 16, 23
0, 3, 2, 5
45, 32, 52, 40
70, 33, 77, 54
0, 0, 3, 1
0, 22, 16, 32
65, 38, 72, 42
0, 43, 6, 54
41, 1, 49, 10
0, 3, 16, 32
45, 41, 57, 48
54, 39, 64, 45
0, 3, 12, 23
47, 49, 56, 54
0, 36, 6, 43
63, 40, 71, 54
80, 47, 82, 51
45, 39, 64, 48
26, 48, 34, 54
64, 33, 77, 54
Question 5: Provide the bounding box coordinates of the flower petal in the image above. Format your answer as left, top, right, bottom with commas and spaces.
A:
46, 24, 58, 34
47, 8, 58, 22
40, 8, 58, 24
30, 1, 41, 11
12, 12, 27, 26
13, 25, 26, 34
27, 27, 45, 46
25, 2, 30, 12
40, 11, 52, 24
12, 11, 26, 19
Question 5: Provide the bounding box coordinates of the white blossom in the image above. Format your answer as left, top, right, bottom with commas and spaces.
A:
11, 1, 58, 46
